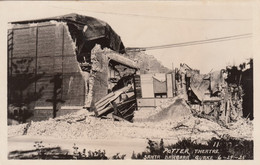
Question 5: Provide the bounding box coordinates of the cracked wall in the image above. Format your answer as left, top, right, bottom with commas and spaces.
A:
81, 45, 137, 110
8, 21, 86, 122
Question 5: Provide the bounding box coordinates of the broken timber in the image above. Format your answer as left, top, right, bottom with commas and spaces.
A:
94, 85, 136, 122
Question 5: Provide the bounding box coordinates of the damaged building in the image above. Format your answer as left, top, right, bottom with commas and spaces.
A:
183, 61, 253, 124
7, 13, 253, 126
8, 13, 139, 124
136, 60, 253, 126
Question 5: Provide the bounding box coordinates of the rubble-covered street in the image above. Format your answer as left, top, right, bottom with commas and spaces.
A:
8, 97, 253, 159
8, 97, 253, 141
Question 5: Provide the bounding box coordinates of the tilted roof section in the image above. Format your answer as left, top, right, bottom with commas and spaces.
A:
11, 13, 125, 53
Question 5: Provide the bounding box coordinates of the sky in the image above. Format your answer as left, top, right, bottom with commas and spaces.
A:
0, 1, 255, 73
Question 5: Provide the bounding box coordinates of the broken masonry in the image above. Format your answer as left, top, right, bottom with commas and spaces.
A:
178, 60, 253, 125
8, 13, 138, 123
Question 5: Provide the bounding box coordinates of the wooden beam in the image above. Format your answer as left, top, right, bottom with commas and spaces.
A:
95, 85, 131, 113
112, 114, 130, 122
121, 103, 136, 116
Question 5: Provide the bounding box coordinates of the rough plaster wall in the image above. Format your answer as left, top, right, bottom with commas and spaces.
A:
10, 21, 84, 121
60, 22, 85, 107
84, 45, 109, 108
35, 22, 83, 120
60, 22, 94, 109
114, 65, 136, 77
63, 23, 110, 109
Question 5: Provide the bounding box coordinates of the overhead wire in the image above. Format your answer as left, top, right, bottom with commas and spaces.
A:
126, 33, 252, 51
47, 5, 252, 52
48, 5, 251, 21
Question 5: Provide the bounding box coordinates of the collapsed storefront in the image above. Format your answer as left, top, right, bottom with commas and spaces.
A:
178, 61, 253, 125
8, 13, 138, 124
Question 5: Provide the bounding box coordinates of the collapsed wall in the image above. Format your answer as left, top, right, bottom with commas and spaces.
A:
177, 61, 253, 126
78, 44, 138, 111
134, 61, 253, 129
8, 14, 129, 123
81, 45, 109, 109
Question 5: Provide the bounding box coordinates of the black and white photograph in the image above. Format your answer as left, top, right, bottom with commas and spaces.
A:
0, 0, 259, 163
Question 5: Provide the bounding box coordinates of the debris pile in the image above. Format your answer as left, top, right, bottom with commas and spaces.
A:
94, 85, 136, 122
173, 61, 253, 128
80, 44, 138, 112
134, 97, 191, 122
132, 95, 253, 141
9, 95, 252, 142
8, 50, 253, 141
147, 98, 191, 122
